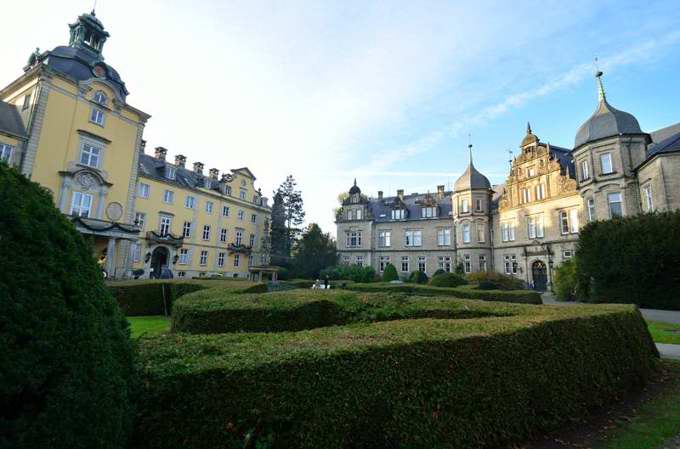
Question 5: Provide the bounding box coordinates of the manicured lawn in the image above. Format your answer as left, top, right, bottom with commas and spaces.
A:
598, 361, 680, 449
127, 316, 170, 338
648, 321, 680, 345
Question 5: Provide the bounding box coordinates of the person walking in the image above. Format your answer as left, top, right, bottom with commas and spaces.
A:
324, 276, 329, 290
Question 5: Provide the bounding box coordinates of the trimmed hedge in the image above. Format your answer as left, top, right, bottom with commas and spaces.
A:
577, 211, 680, 309
171, 290, 502, 334
344, 282, 542, 304
466, 271, 525, 290
382, 263, 399, 282
133, 291, 657, 449
0, 164, 136, 449
430, 272, 467, 287
108, 280, 264, 316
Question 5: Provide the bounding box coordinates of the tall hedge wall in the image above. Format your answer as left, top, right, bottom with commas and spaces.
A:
132, 293, 657, 449
343, 282, 542, 304
577, 211, 680, 309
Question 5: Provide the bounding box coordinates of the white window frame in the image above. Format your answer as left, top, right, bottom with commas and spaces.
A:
600, 152, 613, 175
235, 230, 243, 246
643, 185, 654, 212
438, 256, 452, 273
89, 107, 105, 126
421, 207, 436, 218
460, 199, 469, 213
178, 248, 189, 265
202, 225, 211, 241
607, 192, 623, 218
535, 184, 545, 201
569, 209, 579, 233
222, 206, 230, 217
251, 214, 257, 223
379, 230, 391, 247
356, 255, 364, 267
521, 188, 530, 204
220, 228, 228, 243
238, 210, 245, 220
217, 252, 226, 268
138, 183, 150, 199
476, 222, 485, 243
479, 255, 487, 272
391, 209, 405, 220
199, 250, 208, 266
185, 195, 196, 209
233, 254, 240, 267
70, 191, 93, 217
206, 201, 214, 214
182, 221, 192, 238
462, 223, 470, 243
249, 234, 255, 247
527, 215, 544, 239
379, 256, 390, 272
165, 166, 176, 180
418, 256, 426, 273
135, 212, 146, 229
401, 256, 410, 273
559, 210, 569, 235
159, 215, 172, 236
587, 198, 596, 222
437, 228, 451, 246
79, 143, 102, 168
93, 90, 107, 105
475, 199, 483, 212
405, 230, 422, 247
463, 254, 472, 273
163, 189, 174, 204
580, 160, 590, 181
0, 144, 13, 163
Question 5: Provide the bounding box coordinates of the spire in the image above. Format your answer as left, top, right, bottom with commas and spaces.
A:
527, 122, 532, 134
467, 133, 473, 165
595, 57, 606, 101
353, 178, 357, 187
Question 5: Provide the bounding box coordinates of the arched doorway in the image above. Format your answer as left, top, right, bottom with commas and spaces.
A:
532, 260, 547, 291
150, 246, 169, 279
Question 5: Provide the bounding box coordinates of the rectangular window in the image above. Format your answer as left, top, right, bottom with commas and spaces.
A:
401, 256, 409, 273
378, 230, 391, 247
569, 209, 579, 233
138, 183, 150, 199
504, 256, 511, 274
222, 206, 230, 217
22, 94, 31, 111
206, 201, 214, 214
217, 252, 226, 268
563, 250, 574, 260
182, 221, 192, 238
418, 256, 426, 273
131, 243, 142, 263
356, 209, 362, 220
235, 230, 243, 246
464, 254, 471, 273
479, 255, 487, 272
527, 216, 544, 239
163, 190, 174, 204
178, 248, 189, 265
346, 231, 362, 247
391, 209, 405, 220
220, 228, 228, 242
0, 144, 13, 163
438, 256, 452, 273
476, 223, 485, 242
185, 195, 196, 209
159, 216, 172, 236
70, 192, 93, 217
475, 199, 483, 212
165, 166, 176, 180
559, 211, 569, 235
238, 210, 245, 220
460, 199, 469, 213
251, 214, 257, 223
134, 212, 146, 229
608, 192, 623, 217
527, 167, 536, 177
587, 198, 596, 222
356, 256, 364, 267
521, 188, 530, 204
643, 185, 654, 211
239, 189, 246, 200
437, 228, 451, 246
234, 254, 240, 267
580, 160, 590, 181
405, 230, 422, 247
512, 255, 518, 274
80, 144, 101, 168
379, 256, 390, 272
249, 234, 255, 247
462, 223, 470, 243
535, 184, 545, 200
343, 255, 351, 264
600, 153, 613, 174
225, 185, 232, 196
199, 250, 208, 266
90, 107, 105, 126
202, 225, 211, 241
421, 207, 436, 218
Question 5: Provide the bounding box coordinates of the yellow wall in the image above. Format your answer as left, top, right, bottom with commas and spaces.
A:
132, 170, 270, 276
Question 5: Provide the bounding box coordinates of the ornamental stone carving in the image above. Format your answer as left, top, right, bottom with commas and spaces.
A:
76, 172, 98, 190
106, 202, 124, 221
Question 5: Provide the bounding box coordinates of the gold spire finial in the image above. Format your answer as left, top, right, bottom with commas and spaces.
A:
595, 57, 605, 101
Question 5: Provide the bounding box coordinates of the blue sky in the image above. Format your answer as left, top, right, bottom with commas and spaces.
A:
3, 1, 680, 235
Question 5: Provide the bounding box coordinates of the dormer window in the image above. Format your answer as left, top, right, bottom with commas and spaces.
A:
391, 209, 405, 220
421, 207, 436, 218
165, 166, 176, 180
93, 91, 107, 105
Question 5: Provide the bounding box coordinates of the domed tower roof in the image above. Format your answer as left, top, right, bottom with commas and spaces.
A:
349, 178, 361, 195
454, 144, 491, 192
574, 72, 642, 149
521, 122, 539, 147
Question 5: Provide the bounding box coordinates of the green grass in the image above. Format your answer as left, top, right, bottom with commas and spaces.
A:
648, 321, 680, 345
127, 315, 170, 338
598, 360, 680, 449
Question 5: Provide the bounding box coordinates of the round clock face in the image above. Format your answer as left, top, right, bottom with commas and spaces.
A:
93, 64, 106, 78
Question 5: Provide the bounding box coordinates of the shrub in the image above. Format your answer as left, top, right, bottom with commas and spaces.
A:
576, 211, 680, 309
430, 272, 467, 287
553, 259, 577, 301
466, 272, 525, 290
455, 262, 465, 275
408, 270, 429, 284
0, 164, 136, 449
320, 265, 376, 283
276, 266, 290, 280
344, 282, 541, 304
134, 290, 657, 449
382, 263, 399, 282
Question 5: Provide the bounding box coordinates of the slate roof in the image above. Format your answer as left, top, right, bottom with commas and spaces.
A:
365, 192, 453, 223
454, 161, 491, 191
548, 144, 576, 178
45, 45, 128, 101
0, 101, 28, 139
646, 131, 680, 159
574, 98, 643, 149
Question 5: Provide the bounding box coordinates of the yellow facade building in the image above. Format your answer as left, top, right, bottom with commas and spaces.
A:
0, 11, 271, 280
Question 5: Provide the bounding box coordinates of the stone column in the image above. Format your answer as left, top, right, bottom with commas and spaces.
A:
106, 238, 117, 279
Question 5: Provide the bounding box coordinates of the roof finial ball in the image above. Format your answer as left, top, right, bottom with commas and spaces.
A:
595, 57, 606, 101
467, 133, 473, 164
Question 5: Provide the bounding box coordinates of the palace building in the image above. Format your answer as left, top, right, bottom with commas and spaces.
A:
0, 11, 271, 280
337, 75, 680, 290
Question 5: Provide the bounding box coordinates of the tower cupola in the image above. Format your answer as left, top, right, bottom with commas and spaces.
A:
68, 10, 110, 58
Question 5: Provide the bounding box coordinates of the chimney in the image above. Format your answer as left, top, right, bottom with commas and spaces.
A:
437, 185, 445, 198
154, 146, 168, 161
397, 189, 404, 199
219, 174, 231, 195
378, 191, 383, 200
209, 168, 219, 180
140, 139, 147, 154
174, 154, 186, 168
193, 161, 204, 175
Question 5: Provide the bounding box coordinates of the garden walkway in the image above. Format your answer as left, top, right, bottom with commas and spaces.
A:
541, 293, 680, 361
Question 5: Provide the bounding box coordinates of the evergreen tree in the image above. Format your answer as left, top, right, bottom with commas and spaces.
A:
291, 223, 338, 279
270, 175, 305, 265
270, 191, 288, 265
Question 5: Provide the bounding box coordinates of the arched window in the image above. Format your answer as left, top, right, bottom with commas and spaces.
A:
93, 91, 107, 105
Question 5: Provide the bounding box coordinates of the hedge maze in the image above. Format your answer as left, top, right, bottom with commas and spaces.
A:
131, 287, 659, 449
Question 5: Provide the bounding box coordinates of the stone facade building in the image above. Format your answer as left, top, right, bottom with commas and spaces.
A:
337, 76, 680, 289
